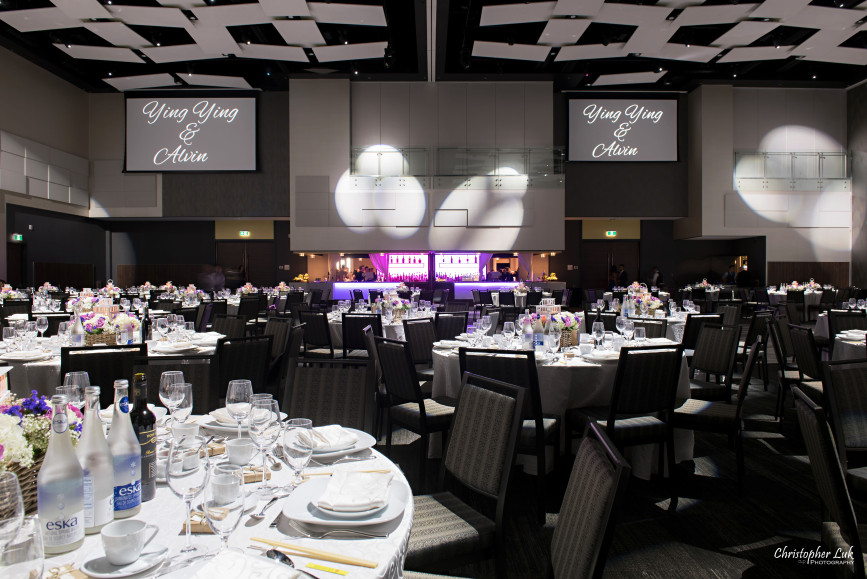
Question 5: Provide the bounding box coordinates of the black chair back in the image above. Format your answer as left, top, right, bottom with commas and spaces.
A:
285, 359, 373, 433
216, 335, 272, 395
375, 337, 424, 404
402, 318, 436, 366
822, 360, 867, 469
298, 311, 334, 357
498, 291, 516, 306
435, 311, 468, 340
61, 344, 146, 409
342, 313, 383, 357
608, 345, 683, 418
631, 319, 667, 339
236, 296, 260, 324
789, 324, 823, 381
691, 323, 740, 378
137, 354, 215, 414
828, 310, 867, 337
212, 315, 246, 339
682, 313, 723, 351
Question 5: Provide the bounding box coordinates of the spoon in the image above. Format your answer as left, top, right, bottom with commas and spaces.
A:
249, 495, 280, 521
264, 550, 319, 579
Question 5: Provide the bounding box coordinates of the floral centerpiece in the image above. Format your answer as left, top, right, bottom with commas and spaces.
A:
67, 296, 100, 312
110, 313, 141, 339
292, 274, 309, 282
99, 281, 120, 298
183, 284, 206, 299
276, 281, 289, 291
788, 281, 801, 290
139, 281, 154, 292
239, 283, 257, 294
1, 391, 82, 512
395, 283, 409, 293
0, 285, 24, 299
633, 294, 663, 314
805, 279, 822, 290
552, 311, 580, 348
40, 282, 58, 292
160, 281, 175, 292
79, 312, 114, 345
514, 283, 528, 294
695, 279, 713, 289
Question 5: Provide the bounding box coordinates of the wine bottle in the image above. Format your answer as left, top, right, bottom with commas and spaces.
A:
38, 394, 85, 554
77, 386, 114, 534
130, 373, 156, 502
106, 379, 142, 518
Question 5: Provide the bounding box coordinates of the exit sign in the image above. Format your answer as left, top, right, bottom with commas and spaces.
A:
11, 233, 23, 242
605, 231, 617, 237
239, 230, 251, 237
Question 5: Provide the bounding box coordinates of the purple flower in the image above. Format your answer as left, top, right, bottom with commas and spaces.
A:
0, 443, 5, 461
72, 422, 82, 434
3, 404, 22, 418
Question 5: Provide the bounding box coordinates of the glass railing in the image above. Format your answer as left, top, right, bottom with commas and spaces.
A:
349, 147, 566, 177
733, 152, 849, 190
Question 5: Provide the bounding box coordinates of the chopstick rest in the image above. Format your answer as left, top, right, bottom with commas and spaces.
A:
242, 466, 272, 484
182, 511, 214, 534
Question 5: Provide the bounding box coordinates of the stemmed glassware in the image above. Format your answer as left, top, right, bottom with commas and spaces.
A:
282, 418, 313, 489
61, 371, 89, 413
0, 472, 24, 552
203, 464, 245, 553
622, 320, 635, 344
225, 380, 253, 440
592, 321, 605, 350
0, 515, 43, 579
23, 322, 36, 349
167, 435, 211, 557
615, 316, 626, 339
502, 321, 515, 345
634, 327, 647, 345
248, 399, 281, 498
35, 316, 48, 340
479, 315, 492, 336
172, 383, 194, 424
3, 327, 16, 351
546, 326, 561, 361
155, 318, 169, 341
159, 371, 186, 426
57, 322, 69, 346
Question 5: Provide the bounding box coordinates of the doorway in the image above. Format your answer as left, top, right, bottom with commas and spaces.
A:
579, 240, 640, 290
216, 241, 275, 289
6, 242, 24, 287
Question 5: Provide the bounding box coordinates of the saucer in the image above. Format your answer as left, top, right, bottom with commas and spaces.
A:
81, 544, 168, 578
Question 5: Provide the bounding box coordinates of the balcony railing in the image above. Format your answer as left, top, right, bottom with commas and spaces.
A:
734, 152, 850, 191
349, 147, 566, 177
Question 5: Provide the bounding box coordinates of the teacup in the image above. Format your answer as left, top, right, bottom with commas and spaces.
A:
226, 438, 255, 466
172, 422, 199, 442
101, 519, 158, 566
579, 344, 593, 356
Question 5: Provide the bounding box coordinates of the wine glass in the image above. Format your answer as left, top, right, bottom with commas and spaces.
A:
502, 321, 515, 344
225, 380, 253, 440
167, 436, 211, 557
545, 329, 561, 361
622, 320, 634, 344
248, 399, 280, 497
611, 298, 620, 313
480, 315, 492, 336
132, 297, 142, 312
0, 515, 42, 579
634, 327, 647, 345
172, 383, 193, 424
203, 465, 245, 553
615, 316, 626, 338
2, 327, 16, 352
282, 418, 313, 488
35, 316, 48, 339
0, 472, 24, 552
62, 371, 89, 412
669, 300, 676, 316
184, 321, 195, 339
155, 317, 169, 341
640, 300, 649, 318
23, 322, 36, 349
592, 321, 605, 350
159, 371, 186, 426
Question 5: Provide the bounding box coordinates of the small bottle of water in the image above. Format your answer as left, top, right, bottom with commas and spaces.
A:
107, 379, 142, 518
77, 386, 114, 534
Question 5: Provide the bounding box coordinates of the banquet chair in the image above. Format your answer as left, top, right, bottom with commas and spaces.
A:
419, 290, 434, 303
211, 314, 246, 339
789, 325, 826, 405
631, 319, 668, 339
352, 289, 364, 303
283, 358, 373, 433
737, 312, 772, 390
681, 313, 723, 353
402, 318, 437, 382
61, 344, 146, 409
551, 289, 564, 305
298, 311, 336, 359
376, 336, 455, 491
342, 312, 382, 359
815, 288, 837, 317
206, 300, 227, 327
176, 307, 198, 325
41, 313, 69, 337
275, 323, 304, 410
673, 342, 760, 495
287, 302, 309, 326
458, 347, 559, 523
768, 319, 801, 421
719, 303, 742, 327
828, 310, 867, 357
236, 296, 261, 333
369, 290, 383, 303
432, 289, 444, 304
444, 300, 473, 313
1, 300, 31, 324
306, 288, 323, 309
215, 335, 272, 397
527, 291, 543, 307
837, 288, 853, 308
497, 291, 518, 326
435, 311, 468, 340
263, 318, 292, 391
404, 372, 526, 577
566, 345, 684, 510
137, 354, 216, 414
363, 325, 391, 440
154, 299, 177, 312
197, 303, 213, 333
787, 289, 807, 323
688, 323, 741, 402
585, 310, 618, 332
793, 387, 866, 579
822, 360, 867, 500
284, 291, 305, 306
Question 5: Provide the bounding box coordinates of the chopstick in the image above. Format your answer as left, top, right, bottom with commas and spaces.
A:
301, 469, 391, 478
251, 537, 377, 568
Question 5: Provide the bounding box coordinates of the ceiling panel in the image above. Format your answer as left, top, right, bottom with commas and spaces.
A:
594, 3, 670, 26
140, 44, 222, 63
106, 5, 191, 28
675, 4, 758, 27
272, 19, 326, 46
555, 42, 627, 61
623, 22, 676, 54
801, 47, 867, 66
183, 73, 253, 89
750, 0, 812, 21
480, 2, 557, 27
537, 19, 591, 46
717, 46, 793, 63
472, 40, 552, 62
313, 41, 388, 62
259, 0, 310, 18
591, 70, 665, 86
784, 5, 866, 30
191, 4, 271, 27
50, 0, 111, 20
156, 0, 207, 9
648, 43, 720, 63
237, 43, 309, 61
55, 44, 145, 63
307, 2, 387, 26
84, 22, 152, 49
185, 22, 241, 55
102, 73, 177, 91
0, 8, 79, 33
711, 21, 778, 48
552, 0, 604, 17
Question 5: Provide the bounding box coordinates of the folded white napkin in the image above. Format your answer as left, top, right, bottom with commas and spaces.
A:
192, 332, 224, 346
316, 470, 393, 512
300, 425, 359, 452
209, 407, 239, 425
585, 349, 620, 360
193, 549, 300, 579
435, 340, 462, 348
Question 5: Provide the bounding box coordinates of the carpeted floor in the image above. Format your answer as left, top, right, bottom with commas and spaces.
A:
382, 360, 861, 578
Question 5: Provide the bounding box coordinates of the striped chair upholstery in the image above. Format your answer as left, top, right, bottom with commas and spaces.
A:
631, 319, 667, 339
403, 318, 437, 383
212, 315, 246, 339
458, 348, 559, 523
434, 311, 468, 340
689, 324, 741, 402
793, 387, 865, 578
673, 343, 760, 494
719, 303, 742, 327
789, 325, 825, 404
551, 423, 631, 579
585, 310, 618, 332
823, 360, 867, 498
376, 337, 455, 490
298, 311, 336, 358
342, 313, 382, 359
768, 319, 800, 420
216, 335, 272, 396
681, 313, 723, 351
737, 312, 772, 390
284, 359, 372, 432
405, 373, 526, 575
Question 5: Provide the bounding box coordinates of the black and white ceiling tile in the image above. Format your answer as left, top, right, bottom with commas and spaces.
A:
0, 0, 865, 92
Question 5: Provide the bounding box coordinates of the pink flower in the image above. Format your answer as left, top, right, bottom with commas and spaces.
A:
0, 443, 4, 462
67, 405, 82, 420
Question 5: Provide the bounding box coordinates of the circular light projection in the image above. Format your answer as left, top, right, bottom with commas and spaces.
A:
334, 145, 426, 240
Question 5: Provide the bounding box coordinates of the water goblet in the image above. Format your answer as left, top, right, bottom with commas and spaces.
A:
634, 327, 647, 345
248, 399, 280, 498
226, 379, 253, 440
203, 465, 245, 553
502, 321, 515, 343
282, 418, 313, 489
35, 316, 48, 339
615, 316, 626, 338
622, 320, 634, 344
62, 371, 89, 411
167, 436, 211, 557
172, 383, 193, 424
0, 472, 24, 552
3, 327, 17, 351
0, 515, 42, 579
592, 321, 605, 350
155, 317, 169, 341
159, 371, 186, 426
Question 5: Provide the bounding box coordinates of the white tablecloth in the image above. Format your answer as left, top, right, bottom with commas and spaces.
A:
768, 290, 823, 307
47, 422, 413, 579
431, 342, 693, 480
833, 337, 865, 361
326, 314, 434, 349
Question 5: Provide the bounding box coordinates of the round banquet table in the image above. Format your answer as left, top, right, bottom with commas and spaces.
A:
431, 340, 693, 480
576, 311, 685, 342
767, 290, 823, 307
46, 419, 413, 579
326, 313, 419, 349
833, 336, 866, 361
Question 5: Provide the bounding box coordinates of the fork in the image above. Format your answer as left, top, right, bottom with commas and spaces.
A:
286, 519, 389, 539
309, 455, 375, 467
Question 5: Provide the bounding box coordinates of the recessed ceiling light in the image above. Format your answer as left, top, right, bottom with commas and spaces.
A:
354, 70, 358, 75
156, 42, 160, 47
344, 41, 348, 45
812, 75, 817, 79
108, 71, 112, 76
246, 40, 251, 45
733, 73, 737, 78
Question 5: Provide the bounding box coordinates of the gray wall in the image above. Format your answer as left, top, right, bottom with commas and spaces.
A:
849, 82, 867, 287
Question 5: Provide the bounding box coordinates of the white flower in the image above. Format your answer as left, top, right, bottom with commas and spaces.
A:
0, 414, 34, 469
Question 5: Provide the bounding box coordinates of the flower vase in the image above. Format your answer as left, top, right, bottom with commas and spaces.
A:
10, 454, 43, 514
394, 309, 403, 321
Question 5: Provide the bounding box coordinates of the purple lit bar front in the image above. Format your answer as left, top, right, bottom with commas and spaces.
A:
452, 282, 521, 300
332, 282, 402, 300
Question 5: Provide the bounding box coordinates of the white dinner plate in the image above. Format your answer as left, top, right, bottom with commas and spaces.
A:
283, 476, 408, 527
0, 350, 51, 362
582, 350, 620, 361
151, 342, 199, 354
433, 340, 462, 349
80, 544, 168, 578
309, 428, 376, 460
197, 412, 287, 433
315, 502, 388, 519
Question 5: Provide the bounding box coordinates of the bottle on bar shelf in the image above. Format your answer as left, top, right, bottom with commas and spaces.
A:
38, 394, 85, 554
77, 386, 114, 534
107, 379, 142, 518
